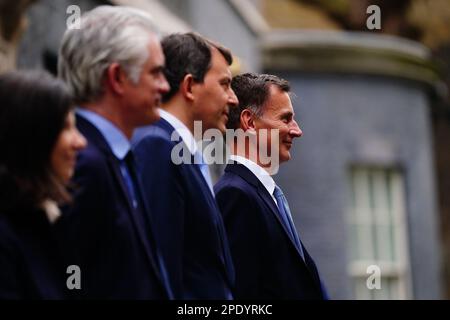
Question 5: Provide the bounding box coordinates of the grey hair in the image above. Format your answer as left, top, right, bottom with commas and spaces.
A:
58, 5, 160, 103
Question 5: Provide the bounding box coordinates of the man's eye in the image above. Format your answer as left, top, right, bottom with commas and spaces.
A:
151, 67, 165, 76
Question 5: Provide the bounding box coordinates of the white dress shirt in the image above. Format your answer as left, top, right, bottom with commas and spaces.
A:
229, 155, 277, 205
159, 109, 214, 194
159, 108, 198, 155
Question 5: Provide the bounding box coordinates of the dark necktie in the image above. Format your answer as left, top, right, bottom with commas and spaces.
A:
273, 185, 305, 260
120, 151, 174, 299
120, 152, 139, 209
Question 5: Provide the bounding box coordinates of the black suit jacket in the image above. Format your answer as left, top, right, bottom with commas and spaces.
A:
132, 118, 234, 299
215, 163, 327, 299
56, 115, 171, 299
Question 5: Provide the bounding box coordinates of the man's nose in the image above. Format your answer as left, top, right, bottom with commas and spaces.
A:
290, 120, 302, 138
228, 88, 239, 107
159, 75, 170, 94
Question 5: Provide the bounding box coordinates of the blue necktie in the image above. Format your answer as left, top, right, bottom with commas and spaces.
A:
194, 151, 214, 196
273, 185, 305, 260
274, 187, 329, 299
120, 152, 139, 209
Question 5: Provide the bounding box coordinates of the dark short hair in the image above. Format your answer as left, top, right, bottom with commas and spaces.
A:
0, 70, 73, 213
161, 32, 233, 103
228, 73, 291, 129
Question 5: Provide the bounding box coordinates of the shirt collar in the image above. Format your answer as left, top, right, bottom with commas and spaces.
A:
41, 199, 61, 224
229, 154, 276, 196
159, 108, 198, 155
76, 108, 130, 160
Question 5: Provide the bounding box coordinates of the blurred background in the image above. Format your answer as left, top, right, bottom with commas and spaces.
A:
1, 0, 449, 299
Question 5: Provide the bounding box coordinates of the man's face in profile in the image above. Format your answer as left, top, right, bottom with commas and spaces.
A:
191, 47, 238, 134
254, 85, 302, 164
122, 34, 170, 127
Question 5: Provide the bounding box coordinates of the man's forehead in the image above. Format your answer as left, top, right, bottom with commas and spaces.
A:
263, 89, 294, 113
209, 47, 232, 72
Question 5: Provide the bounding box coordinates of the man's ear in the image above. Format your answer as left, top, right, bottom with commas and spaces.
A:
240, 109, 256, 132
181, 74, 195, 102
105, 63, 128, 95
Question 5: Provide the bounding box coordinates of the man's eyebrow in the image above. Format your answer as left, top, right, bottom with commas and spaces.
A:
151, 65, 165, 73
280, 110, 294, 117
220, 75, 232, 82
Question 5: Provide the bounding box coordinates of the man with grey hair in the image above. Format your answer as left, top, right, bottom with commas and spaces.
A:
56, 5, 172, 299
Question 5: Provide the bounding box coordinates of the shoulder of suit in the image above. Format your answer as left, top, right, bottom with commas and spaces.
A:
215, 173, 258, 198
133, 129, 181, 159
73, 145, 112, 189
77, 142, 108, 165
133, 125, 174, 146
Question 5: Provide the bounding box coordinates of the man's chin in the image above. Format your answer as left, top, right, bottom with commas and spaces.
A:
216, 122, 227, 135
149, 110, 161, 122
279, 152, 291, 163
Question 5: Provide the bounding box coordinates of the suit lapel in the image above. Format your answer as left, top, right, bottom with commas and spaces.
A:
226, 163, 325, 295
107, 155, 151, 248
256, 185, 308, 262
77, 115, 167, 295
119, 154, 174, 298
192, 163, 235, 287
226, 163, 307, 263
158, 119, 235, 287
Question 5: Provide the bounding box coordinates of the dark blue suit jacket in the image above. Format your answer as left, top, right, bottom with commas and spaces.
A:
56, 115, 171, 299
132, 118, 234, 299
215, 163, 327, 299
0, 209, 66, 299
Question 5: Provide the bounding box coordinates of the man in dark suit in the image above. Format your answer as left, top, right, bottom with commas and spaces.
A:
215, 73, 328, 299
132, 33, 238, 299
56, 6, 172, 299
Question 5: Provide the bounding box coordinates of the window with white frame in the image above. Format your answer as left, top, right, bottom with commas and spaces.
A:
347, 167, 412, 299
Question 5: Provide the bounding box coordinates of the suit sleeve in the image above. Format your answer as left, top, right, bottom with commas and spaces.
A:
215, 185, 263, 299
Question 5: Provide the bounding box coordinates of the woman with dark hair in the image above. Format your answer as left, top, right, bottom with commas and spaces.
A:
0, 70, 86, 299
